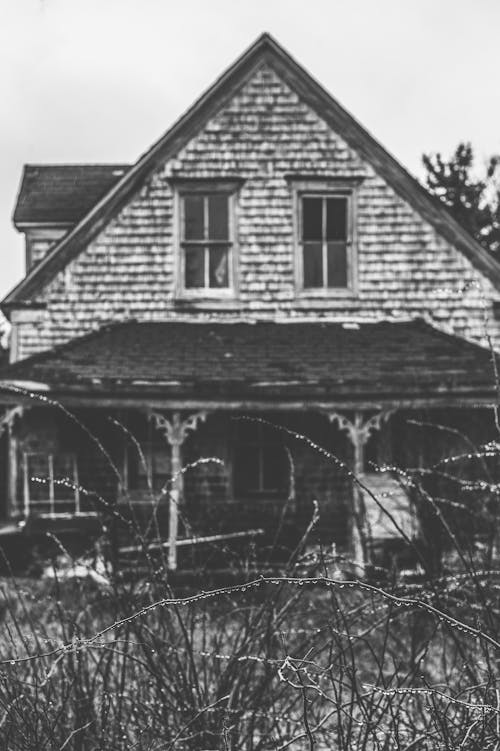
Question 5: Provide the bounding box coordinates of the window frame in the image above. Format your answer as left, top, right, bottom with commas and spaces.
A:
173, 180, 241, 299
22, 451, 82, 518
292, 179, 360, 299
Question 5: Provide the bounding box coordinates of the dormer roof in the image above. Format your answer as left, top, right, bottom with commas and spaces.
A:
13, 164, 130, 227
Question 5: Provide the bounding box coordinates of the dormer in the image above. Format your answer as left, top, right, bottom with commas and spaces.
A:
13, 164, 129, 272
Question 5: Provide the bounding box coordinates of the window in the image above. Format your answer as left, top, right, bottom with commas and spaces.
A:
233, 422, 289, 499
300, 194, 352, 289
291, 179, 359, 295
125, 420, 171, 499
179, 191, 234, 292
22, 452, 80, 517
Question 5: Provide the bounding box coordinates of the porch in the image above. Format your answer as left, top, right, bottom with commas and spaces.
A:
0, 318, 498, 572
0, 403, 497, 572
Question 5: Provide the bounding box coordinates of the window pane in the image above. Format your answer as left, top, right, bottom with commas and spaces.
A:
234, 445, 260, 495
209, 246, 229, 288
263, 445, 288, 492
302, 197, 323, 241
208, 194, 228, 240
236, 420, 259, 443
53, 454, 75, 501
185, 246, 205, 288
327, 242, 348, 287
152, 449, 171, 491
184, 195, 204, 240
303, 242, 323, 288
326, 197, 347, 241
27, 454, 50, 502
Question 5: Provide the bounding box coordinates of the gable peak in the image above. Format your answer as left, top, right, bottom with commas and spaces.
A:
4, 32, 500, 310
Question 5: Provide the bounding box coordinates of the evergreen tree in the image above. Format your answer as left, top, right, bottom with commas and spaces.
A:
422, 142, 500, 256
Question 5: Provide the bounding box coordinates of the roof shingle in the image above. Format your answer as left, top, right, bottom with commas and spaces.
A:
13, 164, 130, 226
0, 320, 496, 401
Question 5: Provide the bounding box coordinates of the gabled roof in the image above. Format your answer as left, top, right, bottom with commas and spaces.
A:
0, 320, 496, 401
4, 32, 500, 310
13, 164, 130, 226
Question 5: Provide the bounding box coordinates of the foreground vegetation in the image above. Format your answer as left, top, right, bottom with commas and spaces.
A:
2, 417, 500, 749
2, 539, 500, 747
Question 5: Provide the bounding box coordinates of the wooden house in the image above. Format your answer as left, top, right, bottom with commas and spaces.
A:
1, 34, 499, 570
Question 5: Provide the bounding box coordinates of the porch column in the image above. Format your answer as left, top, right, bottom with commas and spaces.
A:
0, 407, 24, 519
150, 411, 207, 570
327, 410, 393, 568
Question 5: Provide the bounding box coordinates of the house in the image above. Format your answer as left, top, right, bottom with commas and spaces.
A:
0, 33, 499, 571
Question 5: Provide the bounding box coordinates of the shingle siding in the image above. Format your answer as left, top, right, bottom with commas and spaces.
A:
14, 63, 500, 360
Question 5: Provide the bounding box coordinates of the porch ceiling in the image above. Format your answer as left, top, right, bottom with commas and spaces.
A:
0, 319, 498, 407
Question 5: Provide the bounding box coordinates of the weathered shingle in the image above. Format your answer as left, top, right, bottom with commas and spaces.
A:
13, 164, 130, 226
0, 320, 496, 400
5, 32, 500, 314
7, 62, 500, 362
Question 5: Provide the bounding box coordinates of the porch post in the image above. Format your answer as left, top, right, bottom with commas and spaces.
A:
150, 411, 207, 570
327, 409, 393, 569
0, 407, 24, 519
9, 426, 19, 519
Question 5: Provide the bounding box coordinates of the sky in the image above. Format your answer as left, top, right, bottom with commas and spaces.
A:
1, 0, 499, 300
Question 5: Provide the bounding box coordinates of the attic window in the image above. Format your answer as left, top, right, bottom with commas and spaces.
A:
178, 188, 235, 294
302, 196, 349, 288
292, 181, 359, 296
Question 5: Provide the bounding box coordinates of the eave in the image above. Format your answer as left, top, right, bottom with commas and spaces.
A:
0, 379, 497, 413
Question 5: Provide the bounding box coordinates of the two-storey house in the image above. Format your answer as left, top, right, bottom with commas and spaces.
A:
1, 34, 499, 570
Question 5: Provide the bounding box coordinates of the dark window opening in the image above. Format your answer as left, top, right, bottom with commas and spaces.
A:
301, 195, 349, 289
233, 421, 289, 498
182, 193, 232, 290
126, 421, 171, 495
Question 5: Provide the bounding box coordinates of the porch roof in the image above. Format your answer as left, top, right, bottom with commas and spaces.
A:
0, 319, 497, 406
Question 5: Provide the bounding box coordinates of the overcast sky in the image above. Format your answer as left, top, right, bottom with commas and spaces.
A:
1, 0, 499, 300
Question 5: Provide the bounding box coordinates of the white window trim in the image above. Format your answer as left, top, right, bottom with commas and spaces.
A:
291, 179, 361, 299
172, 180, 241, 300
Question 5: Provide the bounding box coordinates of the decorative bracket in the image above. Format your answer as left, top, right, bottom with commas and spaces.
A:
327, 409, 394, 447
149, 410, 207, 447
0, 406, 24, 438
326, 409, 395, 567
